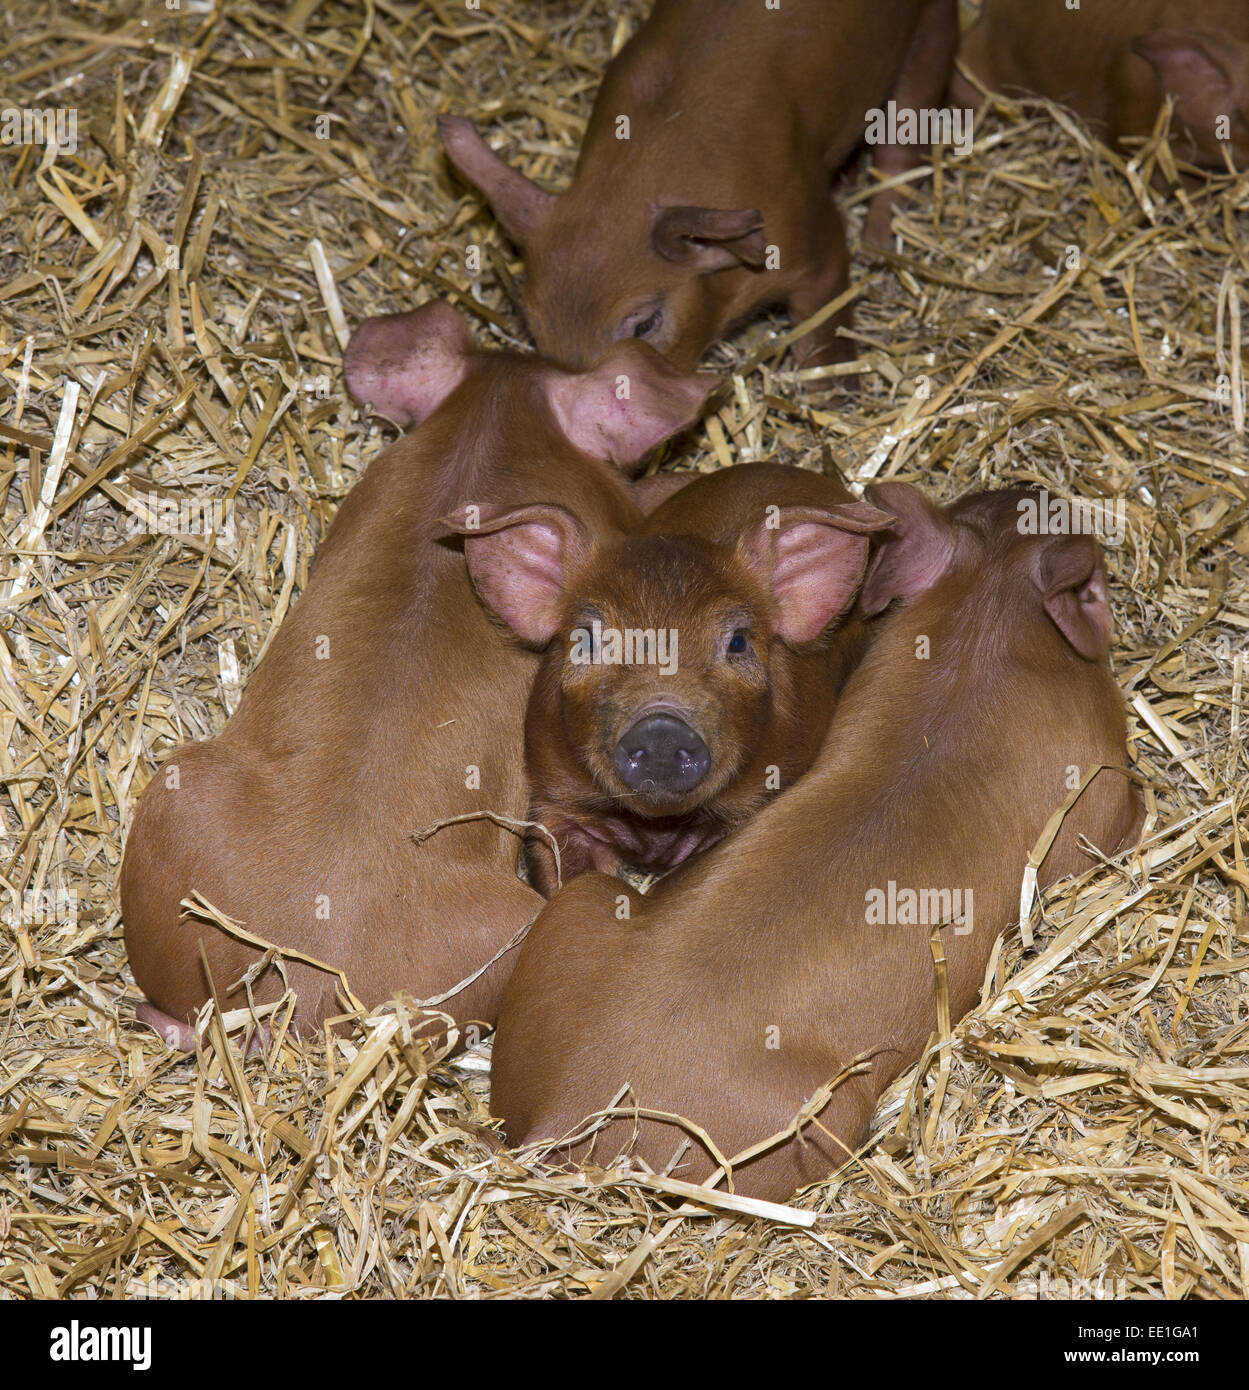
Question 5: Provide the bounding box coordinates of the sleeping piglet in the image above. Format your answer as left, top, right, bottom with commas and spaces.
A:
443, 464, 891, 895
952, 0, 1249, 171
490, 484, 1143, 1201
440, 0, 958, 375
120, 300, 719, 1049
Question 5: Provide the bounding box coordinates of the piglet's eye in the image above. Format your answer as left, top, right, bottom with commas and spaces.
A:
632, 309, 662, 339
727, 629, 749, 655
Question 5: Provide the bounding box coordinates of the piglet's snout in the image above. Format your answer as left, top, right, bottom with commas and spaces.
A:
613, 714, 710, 797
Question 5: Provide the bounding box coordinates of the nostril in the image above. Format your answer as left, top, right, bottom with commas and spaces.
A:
612, 713, 710, 796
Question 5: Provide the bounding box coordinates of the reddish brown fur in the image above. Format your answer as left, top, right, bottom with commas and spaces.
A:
952, 0, 1249, 170
440, 0, 958, 373
491, 486, 1143, 1201
518, 465, 884, 894
120, 303, 716, 1048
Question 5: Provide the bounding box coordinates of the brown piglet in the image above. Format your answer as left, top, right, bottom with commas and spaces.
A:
490, 484, 1143, 1201
120, 300, 718, 1049
952, 0, 1249, 171
443, 463, 892, 895
440, 0, 958, 374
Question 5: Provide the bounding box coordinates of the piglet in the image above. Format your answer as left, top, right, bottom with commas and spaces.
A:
443, 463, 891, 895
439, 0, 958, 374
952, 0, 1249, 171
120, 299, 718, 1049
490, 484, 1142, 1201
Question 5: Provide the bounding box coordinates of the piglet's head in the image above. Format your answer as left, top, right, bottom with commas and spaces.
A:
438, 114, 766, 371
1131, 29, 1249, 169
858, 482, 1114, 663
346, 298, 718, 471
516, 201, 768, 373
443, 499, 890, 816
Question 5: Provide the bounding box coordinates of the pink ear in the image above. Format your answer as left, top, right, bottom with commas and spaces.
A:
439, 503, 588, 645
857, 482, 955, 617
741, 503, 895, 643
1032, 535, 1112, 662
1131, 30, 1245, 117
545, 340, 720, 469
438, 114, 556, 247
344, 301, 474, 428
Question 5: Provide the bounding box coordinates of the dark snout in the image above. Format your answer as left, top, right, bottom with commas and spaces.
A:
613, 714, 710, 798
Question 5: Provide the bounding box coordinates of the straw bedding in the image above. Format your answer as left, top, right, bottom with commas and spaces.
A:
0, 0, 1246, 1299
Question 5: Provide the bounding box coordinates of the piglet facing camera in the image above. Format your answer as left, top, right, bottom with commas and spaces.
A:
491, 483, 1143, 1202
443, 464, 892, 894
